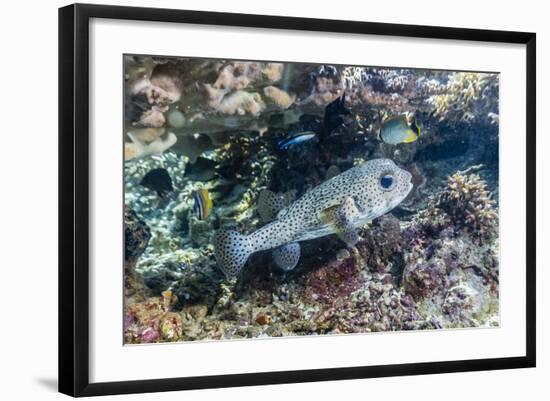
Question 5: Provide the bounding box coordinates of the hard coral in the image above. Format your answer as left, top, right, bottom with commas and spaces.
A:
213, 63, 255, 91
216, 91, 265, 116
421, 172, 498, 244
262, 63, 284, 82
263, 86, 296, 109
430, 72, 499, 124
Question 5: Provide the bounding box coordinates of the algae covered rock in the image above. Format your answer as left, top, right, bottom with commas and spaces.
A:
124, 206, 151, 303
124, 291, 183, 343
124, 206, 151, 262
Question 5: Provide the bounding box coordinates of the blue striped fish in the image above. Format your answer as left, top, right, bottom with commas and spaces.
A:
277, 131, 317, 150
193, 188, 213, 220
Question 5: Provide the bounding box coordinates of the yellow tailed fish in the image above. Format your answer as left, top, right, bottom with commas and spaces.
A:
193, 188, 213, 220
379, 115, 421, 145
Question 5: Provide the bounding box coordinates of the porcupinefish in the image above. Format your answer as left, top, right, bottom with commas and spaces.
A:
379, 115, 421, 145
214, 158, 413, 277
257, 189, 297, 222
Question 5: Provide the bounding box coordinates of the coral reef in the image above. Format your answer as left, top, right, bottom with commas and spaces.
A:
124, 290, 183, 343
357, 215, 403, 274
429, 72, 499, 125
122, 56, 500, 343
124, 131, 177, 161
263, 86, 296, 109
401, 233, 498, 327
214, 90, 266, 116
420, 172, 498, 243
303, 257, 363, 304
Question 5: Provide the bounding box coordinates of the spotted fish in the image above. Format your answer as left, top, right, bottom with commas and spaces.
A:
214, 158, 413, 277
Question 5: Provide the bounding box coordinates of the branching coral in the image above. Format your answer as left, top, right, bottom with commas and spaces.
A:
429, 72, 499, 124
421, 172, 498, 243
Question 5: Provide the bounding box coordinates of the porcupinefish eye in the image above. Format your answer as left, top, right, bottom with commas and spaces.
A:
379, 174, 395, 191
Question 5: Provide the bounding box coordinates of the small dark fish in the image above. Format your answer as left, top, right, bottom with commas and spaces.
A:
140, 168, 173, 198
193, 188, 213, 220
277, 131, 317, 150
323, 93, 352, 134
185, 157, 218, 181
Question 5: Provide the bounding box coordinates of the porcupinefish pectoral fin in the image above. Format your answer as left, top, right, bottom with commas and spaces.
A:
273, 242, 301, 271
257, 189, 296, 222
320, 197, 360, 246
214, 230, 254, 278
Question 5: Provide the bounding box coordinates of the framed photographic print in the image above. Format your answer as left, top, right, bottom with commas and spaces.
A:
58, 3, 536, 397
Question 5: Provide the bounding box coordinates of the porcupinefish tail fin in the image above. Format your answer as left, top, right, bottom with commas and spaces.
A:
214, 230, 254, 278
273, 242, 301, 271
257, 189, 296, 222
320, 197, 361, 246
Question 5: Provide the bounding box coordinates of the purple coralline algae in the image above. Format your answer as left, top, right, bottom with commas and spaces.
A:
124, 290, 183, 344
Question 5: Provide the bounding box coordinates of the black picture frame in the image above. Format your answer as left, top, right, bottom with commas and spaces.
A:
58, 3, 536, 397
